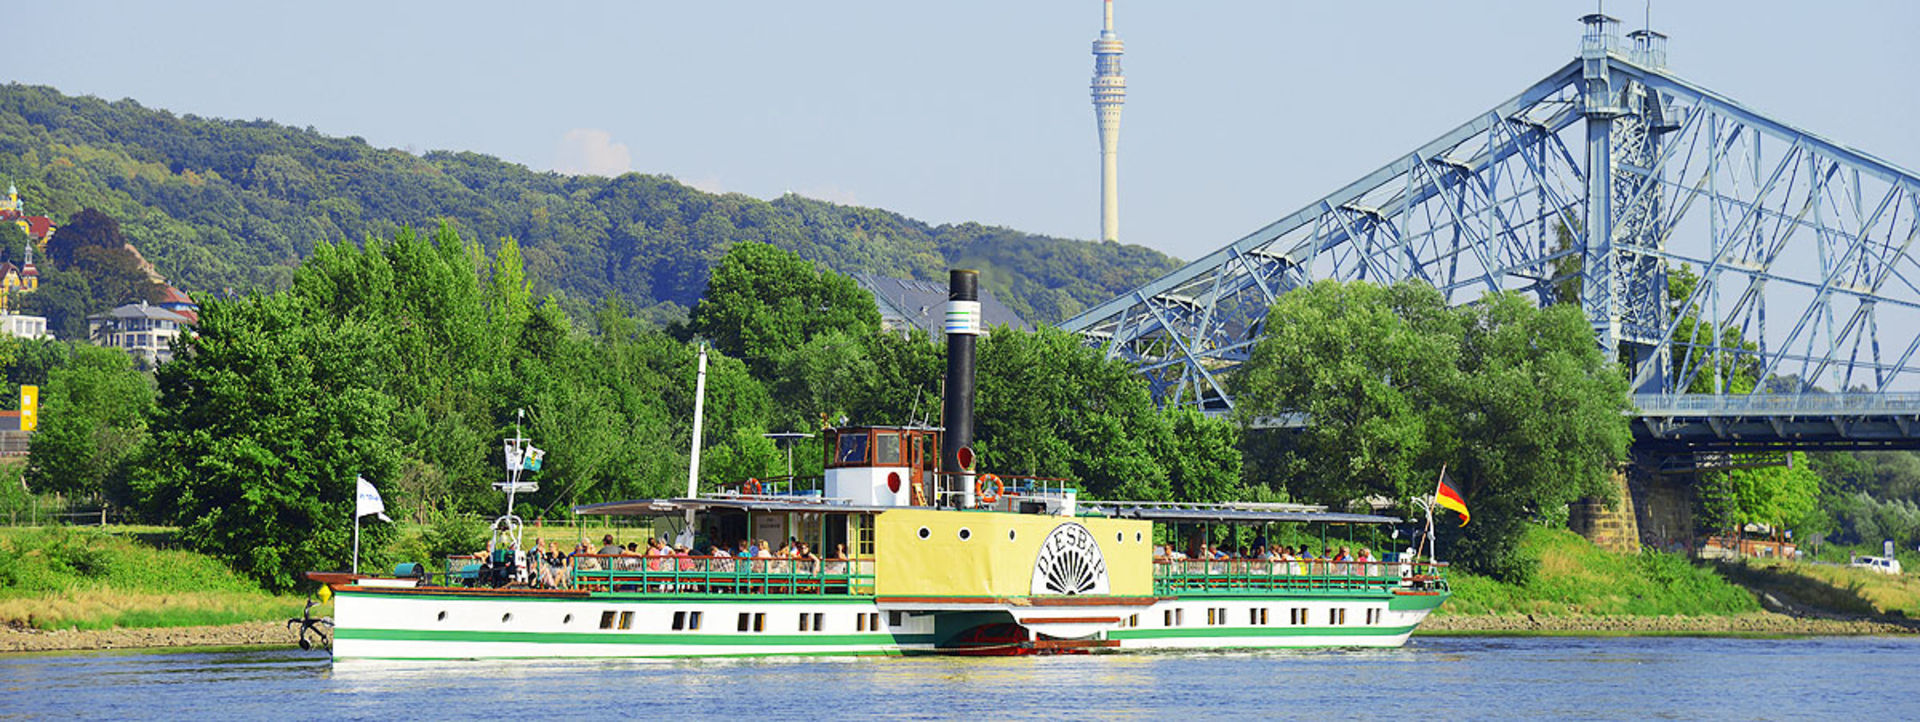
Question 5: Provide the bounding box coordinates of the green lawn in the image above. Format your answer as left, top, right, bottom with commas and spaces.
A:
1439, 527, 1762, 617
0, 526, 310, 631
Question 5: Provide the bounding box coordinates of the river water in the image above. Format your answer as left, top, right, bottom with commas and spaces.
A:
2, 636, 1914, 720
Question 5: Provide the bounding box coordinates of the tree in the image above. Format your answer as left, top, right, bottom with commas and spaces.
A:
975, 326, 1173, 501
23, 344, 152, 502
1233, 280, 1632, 581
133, 293, 400, 591
18, 264, 95, 341
1698, 453, 1825, 535
688, 242, 880, 375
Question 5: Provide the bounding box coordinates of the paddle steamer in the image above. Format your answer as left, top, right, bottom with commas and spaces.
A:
319, 271, 1449, 660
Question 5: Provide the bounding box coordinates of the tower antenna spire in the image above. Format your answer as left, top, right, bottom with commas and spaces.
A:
1090, 0, 1126, 242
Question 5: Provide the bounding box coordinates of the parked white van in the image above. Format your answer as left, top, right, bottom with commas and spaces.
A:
1849, 555, 1903, 575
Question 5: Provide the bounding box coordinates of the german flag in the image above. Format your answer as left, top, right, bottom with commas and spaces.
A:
1434, 474, 1470, 526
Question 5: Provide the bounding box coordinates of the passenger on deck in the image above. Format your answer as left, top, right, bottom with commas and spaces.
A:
598, 534, 623, 557
646, 537, 669, 572
796, 543, 819, 575
826, 543, 848, 575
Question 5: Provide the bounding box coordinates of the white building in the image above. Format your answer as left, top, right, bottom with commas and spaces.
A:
0, 313, 49, 340
88, 301, 193, 366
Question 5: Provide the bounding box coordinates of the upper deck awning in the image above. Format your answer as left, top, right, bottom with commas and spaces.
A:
1082, 503, 1402, 525
573, 496, 897, 517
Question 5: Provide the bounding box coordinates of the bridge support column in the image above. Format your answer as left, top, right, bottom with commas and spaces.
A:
1569, 467, 1641, 553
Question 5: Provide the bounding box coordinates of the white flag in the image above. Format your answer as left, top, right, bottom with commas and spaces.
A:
356, 476, 392, 522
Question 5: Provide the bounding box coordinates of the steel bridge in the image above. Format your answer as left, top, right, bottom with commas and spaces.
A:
1061, 15, 1920, 452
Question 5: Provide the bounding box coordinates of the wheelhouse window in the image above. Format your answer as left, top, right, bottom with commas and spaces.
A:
876, 433, 903, 465
836, 433, 869, 465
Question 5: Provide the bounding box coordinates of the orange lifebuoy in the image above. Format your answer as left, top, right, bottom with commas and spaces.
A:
977, 474, 1003, 505
742, 478, 762, 496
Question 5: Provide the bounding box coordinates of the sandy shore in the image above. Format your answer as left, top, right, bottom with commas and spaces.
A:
3, 610, 1912, 655
0, 620, 298, 654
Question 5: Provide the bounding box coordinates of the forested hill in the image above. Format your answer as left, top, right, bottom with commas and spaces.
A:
0, 83, 1179, 323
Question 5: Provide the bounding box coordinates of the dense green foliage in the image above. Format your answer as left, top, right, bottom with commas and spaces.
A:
1232, 280, 1633, 581
23, 345, 153, 502
0, 83, 1178, 325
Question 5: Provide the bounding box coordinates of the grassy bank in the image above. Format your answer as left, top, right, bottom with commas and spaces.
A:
1439, 527, 1761, 617
1716, 556, 1920, 619
0, 526, 305, 631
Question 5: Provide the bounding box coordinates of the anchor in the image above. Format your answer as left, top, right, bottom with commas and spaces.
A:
286, 595, 335, 651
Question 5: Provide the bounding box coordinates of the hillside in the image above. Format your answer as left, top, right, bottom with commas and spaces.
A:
0, 83, 1179, 323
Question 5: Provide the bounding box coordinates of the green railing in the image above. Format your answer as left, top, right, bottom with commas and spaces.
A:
569, 554, 876, 595
1153, 558, 1448, 595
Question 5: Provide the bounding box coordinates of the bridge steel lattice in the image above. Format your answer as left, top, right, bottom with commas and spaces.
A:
1061, 16, 1920, 447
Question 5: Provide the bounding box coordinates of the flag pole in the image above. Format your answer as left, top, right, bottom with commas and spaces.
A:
352, 495, 361, 575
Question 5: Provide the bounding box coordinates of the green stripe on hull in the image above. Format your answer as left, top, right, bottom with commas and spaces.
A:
1388, 593, 1450, 611
334, 627, 936, 647
1108, 624, 1417, 640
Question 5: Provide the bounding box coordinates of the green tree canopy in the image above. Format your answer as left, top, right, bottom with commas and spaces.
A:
1232, 280, 1631, 581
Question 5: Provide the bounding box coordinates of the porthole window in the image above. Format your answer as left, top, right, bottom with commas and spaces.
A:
958, 528, 972, 541
1135, 531, 1144, 542
436, 611, 447, 622
1008, 529, 1017, 541
1116, 532, 1123, 543
501, 613, 513, 623
563, 614, 573, 624
917, 527, 931, 540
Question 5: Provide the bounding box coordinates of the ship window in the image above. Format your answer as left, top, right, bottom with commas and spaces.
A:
501, 613, 513, 624
600, 611, 617, 629
1116, 532, 1123, 543
889, 612, 903, 627
1366, 609, 1381, 625
799, 613, 811, 632
958, 527, 972, 541
1008, 530, 1017, 541
755, 613, 766, 632
857, 614, 866, 632
618, 611, 634, 630
816, 612, 826, 631
437, 611, 447, 622
738, 613, 752, 632
673, 611, 687, 630
1164, 610, 1174, 627
689, 612, 703, 630
918, 527, 931, 540
563, 614, 573, 625
876, 433, 902, 464
1136, 531, 1143, 543
1330, 608, 1346, 626
869, 613, 880, 631
1127, 614, 1139, 628
836, 433, 869, 465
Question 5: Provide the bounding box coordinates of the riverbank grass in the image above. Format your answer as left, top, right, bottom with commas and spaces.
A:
1441, 527, 1760, 617
0, 526, 307, 631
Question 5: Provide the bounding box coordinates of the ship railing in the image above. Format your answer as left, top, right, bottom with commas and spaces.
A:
714, 475, 827, 500
1151, 558, 1449, 595
568, 554, 876, 595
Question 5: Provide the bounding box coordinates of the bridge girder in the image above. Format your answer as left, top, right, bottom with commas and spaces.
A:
1062, 43, 1920, 412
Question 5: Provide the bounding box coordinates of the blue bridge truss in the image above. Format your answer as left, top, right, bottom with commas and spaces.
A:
1061, 16, 1920, 450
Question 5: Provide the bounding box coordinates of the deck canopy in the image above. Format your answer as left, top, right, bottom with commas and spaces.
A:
1083, 502, 1401, 525
573, 497, 897, 517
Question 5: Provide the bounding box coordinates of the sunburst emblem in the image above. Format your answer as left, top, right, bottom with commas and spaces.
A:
1031, 523, 1110, 596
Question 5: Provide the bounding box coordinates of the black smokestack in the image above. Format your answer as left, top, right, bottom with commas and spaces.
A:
941, 269, 980, 497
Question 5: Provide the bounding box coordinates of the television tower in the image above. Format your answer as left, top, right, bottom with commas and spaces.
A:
1091, 0, 1125, 242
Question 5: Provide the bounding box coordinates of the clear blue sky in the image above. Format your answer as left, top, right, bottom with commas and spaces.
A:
5, 1, 1916, 262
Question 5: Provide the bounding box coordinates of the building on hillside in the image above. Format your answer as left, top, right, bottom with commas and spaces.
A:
156, 285, 199, 324
88, 300, 193, 366
0, 313, 50, 340
850, 273, 1029, 341
0, 184, 56, 245
0, 243, 41, 314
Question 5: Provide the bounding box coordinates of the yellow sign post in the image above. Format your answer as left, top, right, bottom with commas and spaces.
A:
20, 385, 36, 432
